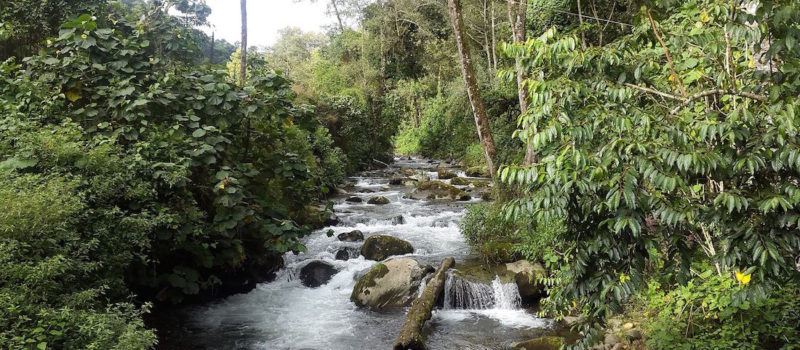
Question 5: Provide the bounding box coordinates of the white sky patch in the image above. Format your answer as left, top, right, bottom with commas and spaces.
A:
202, 0, 331, 48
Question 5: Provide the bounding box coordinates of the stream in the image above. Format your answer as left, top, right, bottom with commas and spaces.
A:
166, 157, 555, 349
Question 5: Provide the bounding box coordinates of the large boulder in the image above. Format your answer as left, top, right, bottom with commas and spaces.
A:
361, 235, 414, 261
405, 181, 471, 201
506, 260, 546, 303
345, 196, 363, 203
299, 260, 339, 288
367, 196, 390, 205
337, 230, 364, 242
350, 258, 427, 308
335, 247, 359, 261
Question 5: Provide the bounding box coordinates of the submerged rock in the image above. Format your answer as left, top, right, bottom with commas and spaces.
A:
299, 260, 338, 288
350, 258, 426, 308
511, 336, 565, 350
391, 215, 405, 225
389, 177, 405, 185
335, 247, 360, 261
337, 230, 364, 242
449, 177, 471, 186
367, 196, 390, 205
345, 196, 363, 203
361, 235, 414, 261
405, 181, 470, 201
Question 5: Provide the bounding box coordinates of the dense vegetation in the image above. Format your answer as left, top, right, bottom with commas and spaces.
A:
2, 0, 800, 349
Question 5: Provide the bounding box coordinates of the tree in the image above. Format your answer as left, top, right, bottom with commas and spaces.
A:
239, 0, 247, 86
447, 0, 497, 176
507, 0, 533, 165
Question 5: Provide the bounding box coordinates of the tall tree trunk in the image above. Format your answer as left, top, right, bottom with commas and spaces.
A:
448, 0, 497, 176
239, 0, 247, 86
330, 0, 345, 32
507, 0, 534, 165
483, 0, 492, 72
491, 0, 498, 70
209, 31, 215, 63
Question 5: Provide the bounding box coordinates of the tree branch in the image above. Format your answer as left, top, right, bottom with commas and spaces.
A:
647, 9, 687, 98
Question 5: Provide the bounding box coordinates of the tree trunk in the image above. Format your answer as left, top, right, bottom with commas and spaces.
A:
507, 0, 534, 165
331, 0, 345, 32
491, 1, 498, 70
393, 257, 455, 350
209, 32, 215, 63
239, 0, 247, 86
483, 0, 492, 72
448, 0, 497, 176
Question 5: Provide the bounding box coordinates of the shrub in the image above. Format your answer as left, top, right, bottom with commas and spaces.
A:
644, 271, 800, 350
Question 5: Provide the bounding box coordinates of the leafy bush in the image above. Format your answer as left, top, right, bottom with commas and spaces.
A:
644, 272, 800, 349
500, 1, 800, 335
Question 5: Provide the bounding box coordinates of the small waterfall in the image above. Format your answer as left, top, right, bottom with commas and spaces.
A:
443, 272, 521, 310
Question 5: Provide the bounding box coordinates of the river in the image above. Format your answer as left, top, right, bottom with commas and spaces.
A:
165, 157, 555, 349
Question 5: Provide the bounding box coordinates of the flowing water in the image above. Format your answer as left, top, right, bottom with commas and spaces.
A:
166, 157, 554, 350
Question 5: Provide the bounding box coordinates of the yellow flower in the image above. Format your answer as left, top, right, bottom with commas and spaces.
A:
81, 34, 88, 39
735, 271, 752, 285
668, 74, 675, 82
219, 183, 225, 190
619, 273, 631, 284
700, 9, 710, 23
46, 39, 52, 46
748, 59, 755, 68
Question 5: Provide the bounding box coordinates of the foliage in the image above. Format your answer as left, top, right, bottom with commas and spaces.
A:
644, 272, 800, 349
0, 2, 345, 348
499, 0, 800, 347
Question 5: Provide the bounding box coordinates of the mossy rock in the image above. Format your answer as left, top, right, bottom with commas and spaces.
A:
361, 235, 414, 261
511, 336, 565, 350
437, 169, 457, 179
406, 181, 470, 201
450, 258, 515, 285
350, 258, 426, 308
450, 177, 470, 186
367, 196, 390, 205
465, 166, 490, 177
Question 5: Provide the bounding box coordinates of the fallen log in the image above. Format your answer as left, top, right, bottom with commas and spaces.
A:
393, 256, 455, 350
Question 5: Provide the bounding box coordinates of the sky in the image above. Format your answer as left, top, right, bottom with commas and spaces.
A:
202, 0, 332, 48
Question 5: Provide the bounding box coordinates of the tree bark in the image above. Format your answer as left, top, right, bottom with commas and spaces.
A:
239, 0, 247, 86
507, 0, 534, 165
393, 257, 455, 350
448, 0, 497, 176
209, 31, 215, 63
482, 0, 492, 72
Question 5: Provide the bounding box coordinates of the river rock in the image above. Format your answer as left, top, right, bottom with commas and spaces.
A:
450, 177, 470, 186
335, 247, 359, 261
299, 260, 338, 288
604, 334, 621, 347
345, 196, 363, 203
507, 260, 546, 303
350, 258, 426, 308
391, 215, 405, 225
361, 235, 414, 261
405, 181, 470, 201
465, 166, 490, 177
389, 177, 405, 185
511, 336, 565, 350
337, 230, 364, 242
437, 169, 457, 179
625, 329, 643, 341
367, 196, 390, 205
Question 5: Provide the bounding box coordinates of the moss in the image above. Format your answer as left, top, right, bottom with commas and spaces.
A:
450, 177, 470, 186
451, 258, 515, 284
351, 263, 389, 305
361, 235, 414, 261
